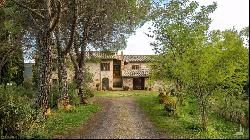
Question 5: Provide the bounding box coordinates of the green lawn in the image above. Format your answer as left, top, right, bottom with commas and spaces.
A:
95, 91, 249, 139
32, 104, 101, 139
94, 90, 158, 97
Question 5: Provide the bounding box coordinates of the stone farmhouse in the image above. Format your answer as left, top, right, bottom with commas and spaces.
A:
82, 51, 157, 91
73, 51, 162, 91
25, 51, 162, 91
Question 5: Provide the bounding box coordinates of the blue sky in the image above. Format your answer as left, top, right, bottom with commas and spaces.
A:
122, 0, 249, 55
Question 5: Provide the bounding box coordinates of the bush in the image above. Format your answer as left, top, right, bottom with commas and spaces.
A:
50, 85, 60, 109
68, 83, 80, 106
162, 95, 177, 116
83, 86, 94, 98
0, 86, 45, 139
123, 86, 129, 91
158, 92, 165, 98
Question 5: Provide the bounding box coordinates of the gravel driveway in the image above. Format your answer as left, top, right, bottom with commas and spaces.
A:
63, 97, 167, 139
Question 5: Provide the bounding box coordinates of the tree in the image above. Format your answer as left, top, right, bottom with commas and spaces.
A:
149, 0, 217, 106
149, 0, 249, 131
0, 1, 26, 87
70, 0, 151, 104
148, 0, 217, 130
53, 0, 77, 108
13, 0, 61, 116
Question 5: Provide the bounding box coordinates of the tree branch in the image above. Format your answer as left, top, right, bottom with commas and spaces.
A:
48, 0, 61, 33
13, 0, 46, 20
63, 0, 77, 55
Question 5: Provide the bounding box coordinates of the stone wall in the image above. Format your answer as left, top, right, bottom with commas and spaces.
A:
100, 60, 113, 90
86, 63, 101, 90
122, 78, 133, 90
50, 58, 162, 91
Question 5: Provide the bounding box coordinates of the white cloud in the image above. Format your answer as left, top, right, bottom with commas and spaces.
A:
121, 22, 155, 55
197, 0, 249, 31
124, 0, 249, 55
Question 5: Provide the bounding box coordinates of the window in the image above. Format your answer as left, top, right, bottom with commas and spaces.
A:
132, 65, 139, 70
101, 63, 110, 71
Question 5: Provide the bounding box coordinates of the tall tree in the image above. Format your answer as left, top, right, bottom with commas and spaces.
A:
54, 0, 77, 108
13, 0, 61, 116
148, 0, 217, 130
70, 0, 151, 104
149, 0, 217, 106
0, 1, 26, 86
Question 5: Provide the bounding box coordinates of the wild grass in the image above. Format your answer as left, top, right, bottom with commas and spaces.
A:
135, 93, 249, 139
40, 104, 101, 138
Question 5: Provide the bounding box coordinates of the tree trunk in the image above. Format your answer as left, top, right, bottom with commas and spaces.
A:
57, 55, 70, 107
201, 98, 207, 131
55, 0, 77, 108
198, 86, 208, 131
37, 33, 52, 116
73, 22, 90, 105
175, 79, 184, 106
76, 65, 88, 104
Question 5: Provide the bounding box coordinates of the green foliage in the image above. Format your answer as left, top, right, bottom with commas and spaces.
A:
83, 86, 94, 98
23, 77, 35, 91
149, 0, 248, 131
0, 86, 44, 139
50, 85, 60, 109
68, 83, 80, 106
0, 48, 24, 86
0, 84, 101, 139
83, 68, 94, 99
135, 93, 249, 139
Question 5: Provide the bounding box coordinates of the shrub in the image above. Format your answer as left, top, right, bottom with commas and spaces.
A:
163, 96, 177, 116
0, 86, 45, 138
68, 83, 80, 106
185, 122, 203, 132
49, 85, 60, 109
123, 86, 129, 91
158, 92, 165, 98
23, 77, 34, 90
83, 87, 94, 98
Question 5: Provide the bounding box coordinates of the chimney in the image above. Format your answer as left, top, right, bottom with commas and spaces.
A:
120, 51, 124, 60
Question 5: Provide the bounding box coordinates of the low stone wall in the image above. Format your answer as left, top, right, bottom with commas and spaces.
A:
122, 78, 133, 90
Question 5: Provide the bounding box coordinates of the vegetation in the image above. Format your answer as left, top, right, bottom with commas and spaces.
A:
0, 0, 248, 139
135, 92, 249, 139
39, 104, 101, 139
0, 85, 101, 139
148, 0, 249, 131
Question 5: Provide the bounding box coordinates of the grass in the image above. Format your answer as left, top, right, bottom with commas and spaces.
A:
134, 93, 249, 139
95, 90, 249, 139
94, 90, 158, 97
40, 104, 101, 138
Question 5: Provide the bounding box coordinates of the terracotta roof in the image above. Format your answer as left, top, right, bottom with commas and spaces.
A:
122, 69, 150, 77
123, 55, 152, 62
85, 51, 116, 59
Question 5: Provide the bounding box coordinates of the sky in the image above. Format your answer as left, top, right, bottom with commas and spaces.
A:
122, 0, 249, 55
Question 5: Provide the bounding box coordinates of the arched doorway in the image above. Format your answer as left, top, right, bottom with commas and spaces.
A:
102, 78, 109, 90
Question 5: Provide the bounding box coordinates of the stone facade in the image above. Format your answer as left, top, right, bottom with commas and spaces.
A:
42, 51, 163, 91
